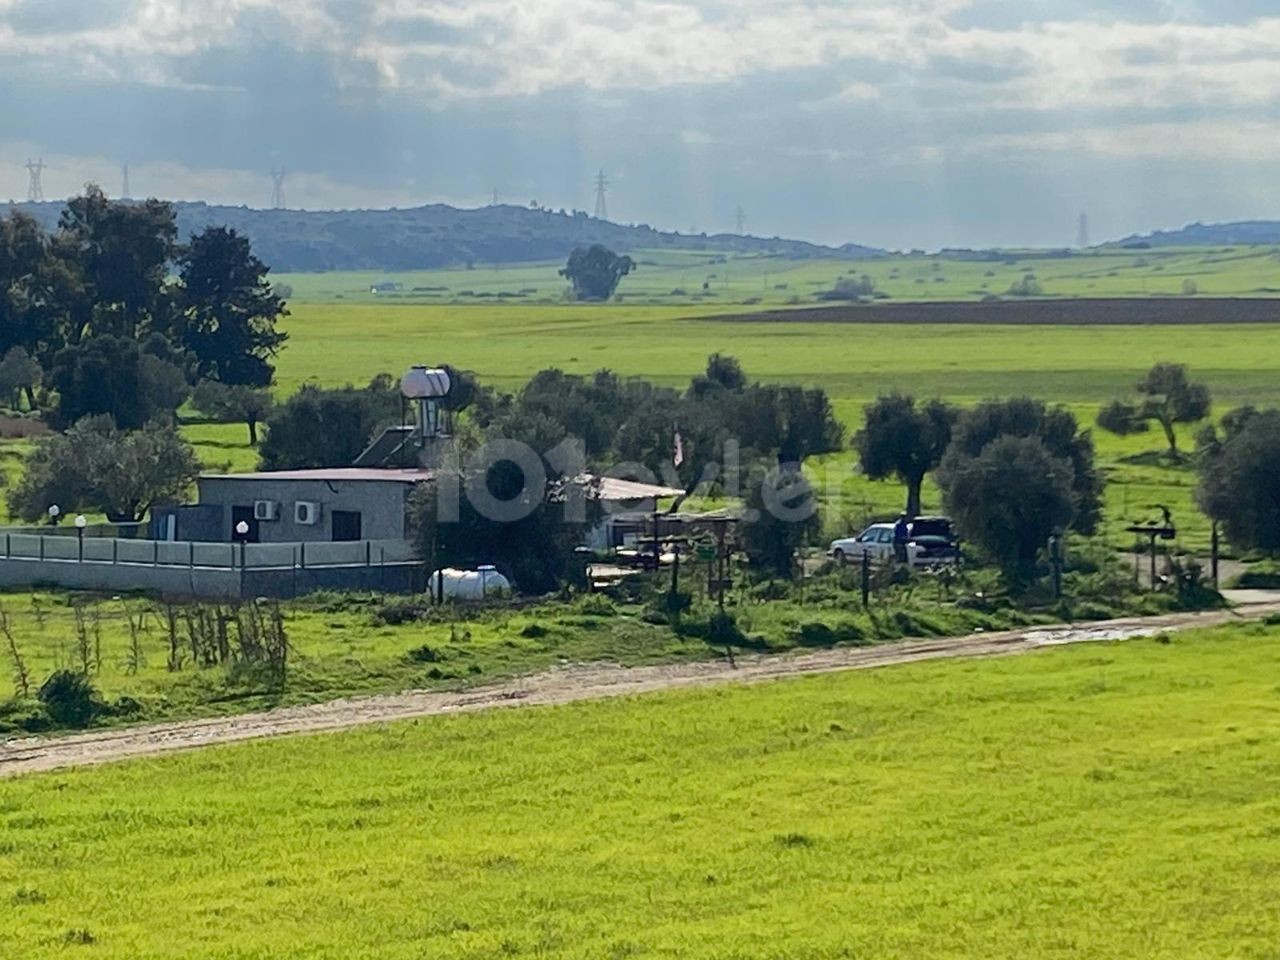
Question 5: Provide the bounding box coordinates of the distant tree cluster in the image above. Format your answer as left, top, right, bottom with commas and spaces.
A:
855, 394, 1102, 580
0, 186, 288, 427
2, 187, 288, 522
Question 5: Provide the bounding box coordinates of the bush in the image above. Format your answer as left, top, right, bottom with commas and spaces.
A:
1230, 564, 1280, 590
406, 645, 442, 663
707, 610, 745, 647
578, 594, 617, 617
37, 670, 99, 728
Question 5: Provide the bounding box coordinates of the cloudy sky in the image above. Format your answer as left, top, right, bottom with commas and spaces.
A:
2, 0, 1278, 249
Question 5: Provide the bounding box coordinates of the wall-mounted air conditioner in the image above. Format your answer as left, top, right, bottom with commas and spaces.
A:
253, 500, 280, 521
295, 501, 321, 526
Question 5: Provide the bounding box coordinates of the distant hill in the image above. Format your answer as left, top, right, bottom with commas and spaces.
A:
1117, 221, 1280, 248
8, 200, 883, 273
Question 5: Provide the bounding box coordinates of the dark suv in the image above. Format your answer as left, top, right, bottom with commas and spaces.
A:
907, 516, 960, 566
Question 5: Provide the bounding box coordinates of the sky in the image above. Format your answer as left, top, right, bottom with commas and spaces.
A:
1, 0, 1279, 250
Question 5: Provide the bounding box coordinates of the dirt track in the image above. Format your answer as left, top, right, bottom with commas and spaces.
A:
3, 601, 1278, 779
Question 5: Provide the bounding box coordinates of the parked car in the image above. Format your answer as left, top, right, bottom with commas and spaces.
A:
829, 517, 960, 568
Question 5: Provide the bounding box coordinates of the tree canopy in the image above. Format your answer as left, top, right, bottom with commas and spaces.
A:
938, 435, 1077, 580
1197, 407, 1280, 552
8, 417, 200, 523
854, 394, 957, 517
174, 226, 288, 386
258, 378, 401, 470
559, 245, 635, 301
1098, 362, 1210, 459
944, 396, 1103, 535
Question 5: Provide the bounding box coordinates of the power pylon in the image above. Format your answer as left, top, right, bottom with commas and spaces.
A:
270, 168, 287, 209
25, 158, 46, 202
1077, 210, 1090, 249
490, 188, 499, 206
121, 163, 131, 200
735, 205, 745, 235
593, 170, 608, 220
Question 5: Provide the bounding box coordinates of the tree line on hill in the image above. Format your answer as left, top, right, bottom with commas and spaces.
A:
12, 199, 884, 273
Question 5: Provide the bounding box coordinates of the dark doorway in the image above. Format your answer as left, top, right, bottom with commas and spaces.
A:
331, 510, 362, 542
231, 506, 261, 543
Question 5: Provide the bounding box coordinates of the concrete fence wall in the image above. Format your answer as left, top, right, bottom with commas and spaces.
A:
0, 533, 422, 600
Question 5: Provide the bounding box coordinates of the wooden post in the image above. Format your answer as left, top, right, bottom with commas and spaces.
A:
1211, 522, 1220, 589
861, 551, 871, 608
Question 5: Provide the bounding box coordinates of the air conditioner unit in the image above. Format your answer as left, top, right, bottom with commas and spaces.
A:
253, 500, 280, 521
294, 501, 321, 526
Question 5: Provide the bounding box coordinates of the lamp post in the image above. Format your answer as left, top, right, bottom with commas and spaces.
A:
47, 504, 60, 527
235, 520, 250, 568
74, 514, 87, 562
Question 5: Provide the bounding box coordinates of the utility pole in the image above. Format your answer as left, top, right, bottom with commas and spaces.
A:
270, 168, 287, 209
593, 169, 608, 220
735, 205, 745, 235
1076, 210, 1090, 249
121, 163, 131, 200
24, 158, 45, 202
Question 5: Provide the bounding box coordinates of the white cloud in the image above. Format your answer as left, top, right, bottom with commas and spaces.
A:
3, 0, 1280, 117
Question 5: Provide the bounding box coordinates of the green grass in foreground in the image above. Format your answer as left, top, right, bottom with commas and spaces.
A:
2, 623, 1278, 958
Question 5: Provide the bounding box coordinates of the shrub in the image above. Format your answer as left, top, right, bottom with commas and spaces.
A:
578, 594, 617, 617
406, 645, 442, 663
37, 670, 98, 728
707, 610, 745, 647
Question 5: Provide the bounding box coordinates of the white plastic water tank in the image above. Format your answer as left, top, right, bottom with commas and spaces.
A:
401, 366, 451, 399
428, 565, 512, 600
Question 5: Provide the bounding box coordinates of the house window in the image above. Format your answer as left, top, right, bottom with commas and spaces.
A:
331, 510, 362, 542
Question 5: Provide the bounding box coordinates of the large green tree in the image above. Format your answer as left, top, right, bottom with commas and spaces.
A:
944, 397, 1103, 534
175, 226, 288, 387
55, 185, 177, 342
258, 377, 401, 470
854, 394, 958, 517
9, 416, 200, 524
559, 245, 635, 301
1097, 362, 1211, 459
1197, 407, 1280, 552
938, 435, 1077, 581
47, 336, 188, 430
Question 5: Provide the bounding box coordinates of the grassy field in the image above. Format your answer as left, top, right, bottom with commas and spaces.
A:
5, 246, 1279, 544
274, 244, 1280, 307
2, 622, 1277, 957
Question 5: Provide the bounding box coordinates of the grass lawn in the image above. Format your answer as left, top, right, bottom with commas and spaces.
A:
2, 622, 1277, 958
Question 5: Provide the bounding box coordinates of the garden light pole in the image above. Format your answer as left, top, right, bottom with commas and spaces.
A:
75, 514, 87, 561
236, 521, 250, 568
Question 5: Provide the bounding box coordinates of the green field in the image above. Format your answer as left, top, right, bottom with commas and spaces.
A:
3, 623, 1277, 957
274, 244, 1280, 307
254, 295, 1280, 551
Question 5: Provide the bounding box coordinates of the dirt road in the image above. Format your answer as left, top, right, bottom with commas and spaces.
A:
3, 599, 1278, 779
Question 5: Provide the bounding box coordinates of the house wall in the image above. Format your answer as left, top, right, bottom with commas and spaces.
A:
196, 478, 416, 543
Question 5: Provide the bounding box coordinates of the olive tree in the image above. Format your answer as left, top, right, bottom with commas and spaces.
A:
853, 394, 957, 517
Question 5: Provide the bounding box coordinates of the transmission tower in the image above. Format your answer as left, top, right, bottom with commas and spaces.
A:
735, 205, 745, 235
121, 163, 131, 200
593, 169, 608, 220
24, 158, 46, 202
270, 167, 287, 209
491, 188, 499, 206
1077, 210, 1090, 249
